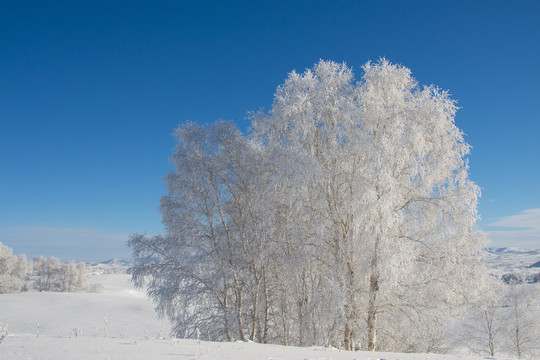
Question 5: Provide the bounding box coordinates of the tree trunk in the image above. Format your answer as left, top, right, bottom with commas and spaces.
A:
367, 271, 379, 351
250, 277, 261, 341
344, 260, 357, 351
484, 310, 495, 357
367, 239, 379, 352
279, 280, 290, 346
233, 274, 246, 341
298, 272, 308, 346
223, 287, 233, 342
262, 271, 270, 343
344, 322, 353, 351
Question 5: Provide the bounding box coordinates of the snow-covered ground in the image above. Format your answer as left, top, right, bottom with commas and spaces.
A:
484, 247, 540, 279
0, 274, 515, 360
0, 274, 169, 338
0, 335, 499, 360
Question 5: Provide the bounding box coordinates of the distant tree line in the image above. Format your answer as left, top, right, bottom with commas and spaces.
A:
0, 241, 97, 293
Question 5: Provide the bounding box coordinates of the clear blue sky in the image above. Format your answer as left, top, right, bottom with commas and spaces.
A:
1, 1, 539, 261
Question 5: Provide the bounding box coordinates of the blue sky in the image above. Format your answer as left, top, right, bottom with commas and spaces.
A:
1, 1, 539, 261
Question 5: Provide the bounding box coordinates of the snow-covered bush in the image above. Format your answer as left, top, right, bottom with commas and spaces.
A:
0, 242, 28, 294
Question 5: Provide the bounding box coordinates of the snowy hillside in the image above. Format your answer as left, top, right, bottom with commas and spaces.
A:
87, 259, 133, 274
485, 247, 540, 281
0, 274, 499, 360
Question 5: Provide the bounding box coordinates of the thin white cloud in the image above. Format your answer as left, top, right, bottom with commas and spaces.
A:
0, 226, 131, 262
486, 208, 540, 249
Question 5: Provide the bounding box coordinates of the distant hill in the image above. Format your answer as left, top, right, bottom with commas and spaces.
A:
87, 258, 134, 274
485, 247, 540, 283
96, 258, 134, 267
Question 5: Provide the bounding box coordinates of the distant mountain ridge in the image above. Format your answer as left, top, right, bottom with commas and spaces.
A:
487, 247, 540, 256
485, 247, 540, 283
87, 258, 134, 274
90, 258, 134, 267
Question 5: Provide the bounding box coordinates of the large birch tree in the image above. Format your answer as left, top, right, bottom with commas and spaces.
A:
252, 59, 487, 351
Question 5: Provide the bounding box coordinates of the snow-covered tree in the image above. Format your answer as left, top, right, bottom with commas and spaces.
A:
252, 59, 489, 351
32, 256, 62, 292
130, 121, 276, 341
501, 282, 540, 358
458, 278, 504, 357
129, 59, 490, 352
60, 261, 88, 292
29, 257, 90, 292
0, 242, 28, 293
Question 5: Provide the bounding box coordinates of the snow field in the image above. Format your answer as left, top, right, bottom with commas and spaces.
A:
0, 274, 168, 339
1, 335, 497, 360
0, 274, 511, 360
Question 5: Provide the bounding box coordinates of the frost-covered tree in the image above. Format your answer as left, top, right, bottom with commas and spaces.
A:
0, 242, 28, 293
457, 278, 540, 359
252, 59, 488, 351
130, 121, 276, 341
129, 59, 489, 352
32, 256, 62, 292
60, 261, 88, 292
458, 278, 504, 357
501, 282, 540, 358
30, 257, 89, 292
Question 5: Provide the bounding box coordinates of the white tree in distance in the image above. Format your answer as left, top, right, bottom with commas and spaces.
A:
32, 256, 62, 292
0, 242, 28, 294
129, 59, 489, 352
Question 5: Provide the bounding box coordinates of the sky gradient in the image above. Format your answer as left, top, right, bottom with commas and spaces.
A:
1, 1, 539, 261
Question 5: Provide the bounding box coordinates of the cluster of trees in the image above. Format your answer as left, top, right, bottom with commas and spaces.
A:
0, 242, 91, 293
128, 59, 528, 354
460, 279, 539, 359
0, 242, 27, 293
30, 256, 89, 292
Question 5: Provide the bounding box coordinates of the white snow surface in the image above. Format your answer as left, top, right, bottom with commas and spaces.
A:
0, 274, 510, 360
